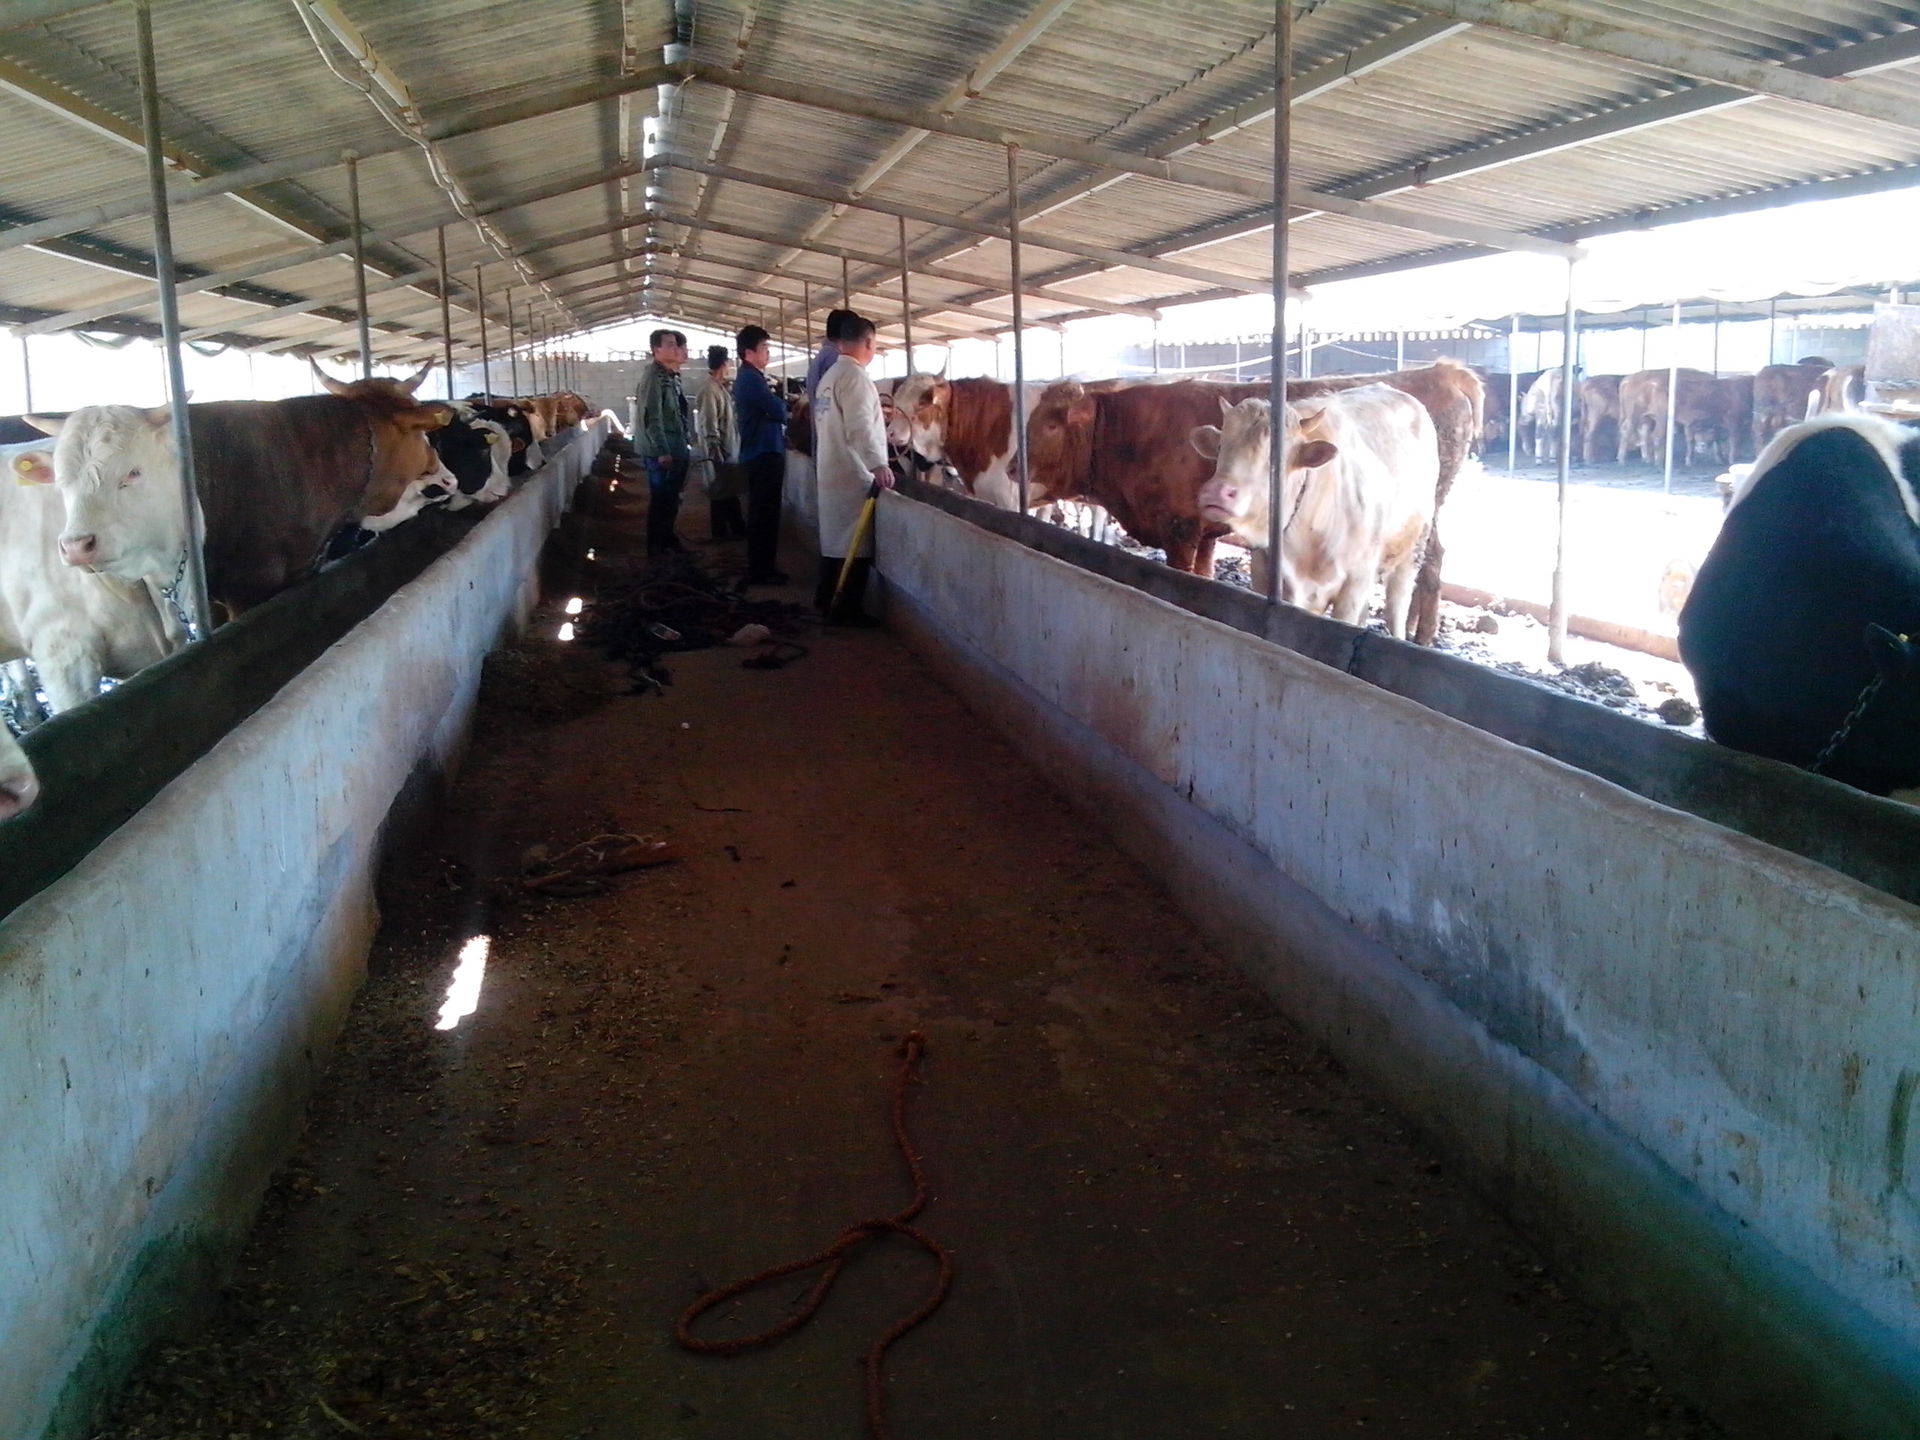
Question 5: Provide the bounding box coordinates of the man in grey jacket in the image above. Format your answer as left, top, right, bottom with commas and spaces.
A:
633, 329, 692, 555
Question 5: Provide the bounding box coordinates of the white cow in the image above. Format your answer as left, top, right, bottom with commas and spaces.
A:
1191, 385, 1438, 638
0, 441, 185, 711
0, 724, 36, 820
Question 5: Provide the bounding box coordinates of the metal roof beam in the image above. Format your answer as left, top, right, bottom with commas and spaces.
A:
554, 264, 981, 339
178, 267, 437, 343
758, 0, 1077, 281
15, 240, 361, 337
0, 63, 680, 257
1326, 24, 1920, 205
679, 60, 1582, 258
652, 209, 1157, 318
664, 155, 1273, 294
1396, 1, 1920, 132
0, 53, 328, 244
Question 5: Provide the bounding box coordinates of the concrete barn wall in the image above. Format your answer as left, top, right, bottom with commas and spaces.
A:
874, 491, 1920, 1440
0, 423, 605, 1440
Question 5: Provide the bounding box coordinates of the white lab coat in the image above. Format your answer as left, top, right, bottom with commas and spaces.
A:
812, 355, 889, 557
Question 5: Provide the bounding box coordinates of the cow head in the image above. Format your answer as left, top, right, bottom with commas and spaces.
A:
29, 406, 198, 584
1024, 381, 1099, 497
359, 400, 456, 525
889, 374, 946, 454
0, 726, 38, 822
1192, 396, 1337, 545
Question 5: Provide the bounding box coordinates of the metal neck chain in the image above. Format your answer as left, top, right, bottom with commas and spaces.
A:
157, 546, 203, 643
1808, 673, 1883, 776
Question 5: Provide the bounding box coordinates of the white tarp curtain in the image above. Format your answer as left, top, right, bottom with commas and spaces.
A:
1300, 186, 1920, 334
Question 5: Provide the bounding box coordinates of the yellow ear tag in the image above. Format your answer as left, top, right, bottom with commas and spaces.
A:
12, 452, 53, 486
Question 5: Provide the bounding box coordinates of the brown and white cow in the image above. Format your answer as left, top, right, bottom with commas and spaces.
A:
1520, 370, 1573, 463
888, 374, 1053, 509
1751, 362, 1833, 453
1191, 386, 1438, 637
35, 384, 452, 619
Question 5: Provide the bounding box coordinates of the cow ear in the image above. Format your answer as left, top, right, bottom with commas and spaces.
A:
142, 404, 174, 428
22, 414, 63, 437
1293, 438, 1339, 469
10, 450, 54, 486
1190, 424, 1222, 460
400, 406, 452, 430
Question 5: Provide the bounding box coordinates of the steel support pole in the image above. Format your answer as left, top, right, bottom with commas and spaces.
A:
476, 265, 491, 402
436, 225, 453, 397
898, 214, 914, 370
1300, 319, 1313, 378
1663, 298, 1680, 494
18, 336, 32, 412
346, 154, 372, 378
134, 0, 211, 638
842, 255, 851, 308
1548, 261, 1577, 665
507, 289, 520, 395
1711, 301, 1721, 375
1008, 143, 1029, 513
1267, 0, 1293, 603
1395, 328, 1404, 370
1507, 313, 1519, 474
778, 296, 788, 374
803, 279, 813, 355
1767, 298, 1777, 364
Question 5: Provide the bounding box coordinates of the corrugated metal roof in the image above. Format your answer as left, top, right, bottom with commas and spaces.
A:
2, 0, 1919, 364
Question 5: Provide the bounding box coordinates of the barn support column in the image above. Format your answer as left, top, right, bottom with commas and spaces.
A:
436, 225, 453, 397
779, 296, 788, 379
507, 289, 520, 395
803, 279, 813, 356
133, 0, 212, 640
1548, 260, 1577, 665
1395, 328, 1405, 370
1007, 143, 1029, 513
1267, 0, 1292, 602
476, 265, 491, 402
1767, 298, 1777, 365
842, 255, 851, 308
1711, 301, 1721, 375
346, 153, 371, 378
898, 215, 914, 370
1662, 297, 1680, 495
1507, 313, 1519, 474
17, 336, 32, 412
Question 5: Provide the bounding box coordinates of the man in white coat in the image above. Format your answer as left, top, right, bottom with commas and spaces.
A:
810, 314, 892, 623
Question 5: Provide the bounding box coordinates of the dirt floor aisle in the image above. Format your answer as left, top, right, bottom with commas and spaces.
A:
98, 471, 1718, 1440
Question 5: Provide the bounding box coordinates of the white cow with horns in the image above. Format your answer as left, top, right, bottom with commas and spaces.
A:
1190, 385, 1438, 638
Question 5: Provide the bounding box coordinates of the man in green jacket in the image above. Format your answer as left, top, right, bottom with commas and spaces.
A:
633, 329, 692, 554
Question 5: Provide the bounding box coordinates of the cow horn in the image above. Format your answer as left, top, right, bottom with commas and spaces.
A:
22, 414, 63, 437
403, 362, 433, 394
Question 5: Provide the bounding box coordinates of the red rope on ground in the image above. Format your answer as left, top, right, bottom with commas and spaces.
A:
674, 1032, 954, 1440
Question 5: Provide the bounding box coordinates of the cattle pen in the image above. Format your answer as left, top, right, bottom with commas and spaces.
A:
8, 3, 1920, 1439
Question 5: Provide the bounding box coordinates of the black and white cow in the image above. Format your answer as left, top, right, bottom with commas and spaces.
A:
1679, 413, 1920, 796
428, 404, 511, 509
465, 397, 541, 476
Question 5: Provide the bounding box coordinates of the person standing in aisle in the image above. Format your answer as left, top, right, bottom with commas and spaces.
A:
811, 313, 891, 624
733, 325, 790, 586
696, 344, 747, 541
806, 308, 856, 402
634, 328, 692, 555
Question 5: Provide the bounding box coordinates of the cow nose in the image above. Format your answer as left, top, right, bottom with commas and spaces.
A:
1215, 485, 1239, 506
0, 772, 40, 820
59, 533, 98, 566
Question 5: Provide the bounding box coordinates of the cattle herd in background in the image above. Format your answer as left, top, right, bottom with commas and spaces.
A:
1485, 358, 1866, 469
0, 366, 604, 821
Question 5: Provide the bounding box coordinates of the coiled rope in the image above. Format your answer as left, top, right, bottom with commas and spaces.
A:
675, 1033, 954, 1439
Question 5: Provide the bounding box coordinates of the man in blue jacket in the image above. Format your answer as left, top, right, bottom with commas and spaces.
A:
734, 325, 790, 586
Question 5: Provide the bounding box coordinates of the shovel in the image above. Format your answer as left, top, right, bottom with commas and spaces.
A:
831, 477, 884, 613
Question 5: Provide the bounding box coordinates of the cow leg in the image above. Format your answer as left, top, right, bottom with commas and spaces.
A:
1191, 533, 1218, 578
1331, 576, 1371, 628
1383, 556, 1421, 640
32, 639, 106, 713
1410, 525, 1445, 646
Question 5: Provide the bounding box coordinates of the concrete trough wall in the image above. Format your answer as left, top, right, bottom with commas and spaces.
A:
874, 489, 1920, 1440
0, 422, 604, 1440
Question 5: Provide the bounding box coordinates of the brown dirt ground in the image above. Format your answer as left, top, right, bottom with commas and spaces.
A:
93, 462, 1724, 1439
